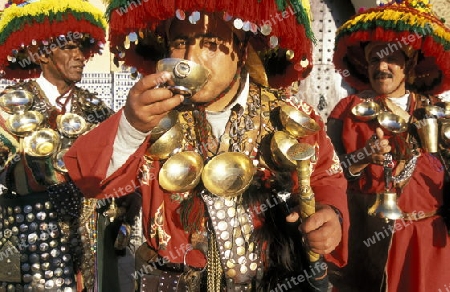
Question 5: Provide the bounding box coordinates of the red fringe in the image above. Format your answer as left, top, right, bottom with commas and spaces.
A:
109, 1, 313, 87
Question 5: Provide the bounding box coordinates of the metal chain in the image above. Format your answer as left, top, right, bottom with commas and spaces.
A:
207, 228, 223, 292
392, 154, 419, 184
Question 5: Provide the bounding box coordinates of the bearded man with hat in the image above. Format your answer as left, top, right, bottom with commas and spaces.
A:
0, 0, 116, 291
65, 0, 350, 290
327, 0, 450, 291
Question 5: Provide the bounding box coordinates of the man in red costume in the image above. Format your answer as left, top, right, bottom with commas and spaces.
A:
328, 0, 450, 291
0, 0, 117, 291
66, 1, 349, 290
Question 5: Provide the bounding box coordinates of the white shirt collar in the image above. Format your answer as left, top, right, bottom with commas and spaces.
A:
206, 74, 250, 138
387, 91, 410, 111
35, 73, 72, 111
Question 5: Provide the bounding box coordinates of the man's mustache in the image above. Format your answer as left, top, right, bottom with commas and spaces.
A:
373, 71, 393, 79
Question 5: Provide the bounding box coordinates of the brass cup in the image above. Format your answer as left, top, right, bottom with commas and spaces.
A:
79, 95, 103, 111
414, 118, 439, 153
147, 124, 184, 161
149, 110, 179, 142
377, 112, 408, 133
279, 105, 320, 138
351, 100, 381, 121
368, 192, 403, 221
0, 89, 34, 114
436, 102, 450, 118
202, 152, 256, 198
54, 148, 69, 172
56, 113, 88, 138
5, 111, 44, 137
156, 58, 210, 97
159, 151, 204, 193
270, 131, 298, 170
440, 119, 450, 146
23, 128, 60, 157
424, 105, 445, 119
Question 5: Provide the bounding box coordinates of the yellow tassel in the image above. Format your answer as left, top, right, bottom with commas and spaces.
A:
301, 0, 313, 22
0, 0, 107, 33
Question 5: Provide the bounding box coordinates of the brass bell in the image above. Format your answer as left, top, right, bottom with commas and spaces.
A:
368, 192, 403, 222
414, 118, 439, 153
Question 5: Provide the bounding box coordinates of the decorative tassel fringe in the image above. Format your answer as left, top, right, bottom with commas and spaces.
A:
179, 191, 205, 233
107, 0, 315, 88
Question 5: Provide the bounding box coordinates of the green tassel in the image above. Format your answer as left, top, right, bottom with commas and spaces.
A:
289, 0, 317, 44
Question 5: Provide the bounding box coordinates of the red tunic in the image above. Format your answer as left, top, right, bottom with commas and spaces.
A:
64, 103, 349, 270
329, 94, 450, 291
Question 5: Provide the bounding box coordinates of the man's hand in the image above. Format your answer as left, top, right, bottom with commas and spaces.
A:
346, 127, 392, 175
287, 204, 342, 255
362, 127, 392, 165
124, 71, 184, 133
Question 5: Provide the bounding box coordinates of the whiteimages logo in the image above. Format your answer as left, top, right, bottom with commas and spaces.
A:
326, 139, 382, 176
363, 210, 426, 247
375, 24, 432, 59
115, 0, 148, 16
17, 31, 84, 69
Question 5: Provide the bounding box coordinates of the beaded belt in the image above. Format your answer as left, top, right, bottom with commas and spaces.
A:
403, 210, 439, 221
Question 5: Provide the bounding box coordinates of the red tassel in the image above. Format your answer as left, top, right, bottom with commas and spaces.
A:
179, 191, 205, 232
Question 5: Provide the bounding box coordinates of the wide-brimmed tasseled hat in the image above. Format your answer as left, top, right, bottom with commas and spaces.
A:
0, 0, 107, 80
334, 0, 450, 94
105, 0, 315, 88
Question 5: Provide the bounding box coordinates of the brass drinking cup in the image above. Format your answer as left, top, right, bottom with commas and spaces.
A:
147, 124, 184, 160
202, 152, 256, 198
440, 119, 450, 146
435, 102, 450, 119
424, 105, 445, 119
377, 112, 408, 133
79, 95, 103, 111
414, 118, 439, 153
156, 58, 210, 97
351, 100, 381, 121
270, 131, 298, 170
5, 111, 44, 137
146, 110, 184, 160
0, 89, 34, 114
23, 128, 60, 157
56, 113, 88, 138
149, 110, 179, 142
279, 105, 320, 138
159, 151, 204, 193
54, 148, 69, 172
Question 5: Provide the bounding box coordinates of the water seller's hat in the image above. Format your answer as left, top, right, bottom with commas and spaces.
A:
333, 0, 450, 94
105, 0, 316, 88
0, 0, 107, 80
